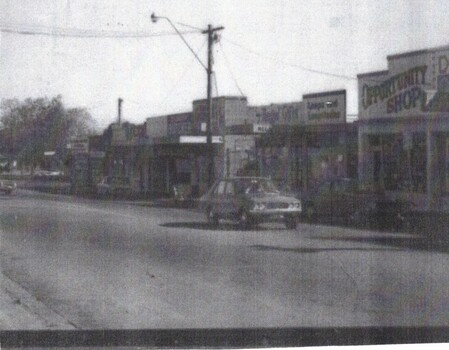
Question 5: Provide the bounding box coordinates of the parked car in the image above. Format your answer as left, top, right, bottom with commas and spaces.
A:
33, 170, 65, 181
96, 176, 132, 197
299, 177, 414, 230
0, 179, 17, 195
198, 177, 302, 229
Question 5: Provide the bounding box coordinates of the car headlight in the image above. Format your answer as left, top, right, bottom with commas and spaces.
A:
253, 202, 266, 210
289, 202, 301, 210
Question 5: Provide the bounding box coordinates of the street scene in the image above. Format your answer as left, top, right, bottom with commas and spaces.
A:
2, 0, 449, 348
2, 189, 449, 332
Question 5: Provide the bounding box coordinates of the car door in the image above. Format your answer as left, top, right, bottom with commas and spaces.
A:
212, 180, 227, 217
224, 180, 240, 218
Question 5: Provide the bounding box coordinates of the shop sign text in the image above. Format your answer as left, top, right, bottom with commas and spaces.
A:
362, 65, 427, 114
307, 99, 340, 121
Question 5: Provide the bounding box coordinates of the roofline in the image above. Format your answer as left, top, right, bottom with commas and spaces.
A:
193, 96, 248, 104
387, 44, 449, 61
357, 70, 389, 79
302, 89, 346, 99
249, 100, 303, 108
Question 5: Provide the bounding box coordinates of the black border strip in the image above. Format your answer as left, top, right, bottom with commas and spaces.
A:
2, 327, 449, 348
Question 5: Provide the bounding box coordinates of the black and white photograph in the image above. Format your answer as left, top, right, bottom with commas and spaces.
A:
1, 1, 449, 348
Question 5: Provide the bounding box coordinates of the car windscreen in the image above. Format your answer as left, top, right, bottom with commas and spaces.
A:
234, 178, 279, 194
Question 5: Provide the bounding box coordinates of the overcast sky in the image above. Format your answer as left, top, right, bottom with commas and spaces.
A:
1, 0, 449, 129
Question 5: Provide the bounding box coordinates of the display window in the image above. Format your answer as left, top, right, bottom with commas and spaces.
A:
369, 133, 426, 193
410, 133, 427, 193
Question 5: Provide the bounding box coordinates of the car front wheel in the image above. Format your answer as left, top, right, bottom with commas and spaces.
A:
206, 207, 219, 227
238, 209, 253, 230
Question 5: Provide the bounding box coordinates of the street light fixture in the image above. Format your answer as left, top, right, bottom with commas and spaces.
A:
150, 13, 158, 23
151, 13, 224, 189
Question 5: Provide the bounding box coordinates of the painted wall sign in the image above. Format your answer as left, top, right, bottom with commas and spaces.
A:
179, 136, 223, 143
303, 90, 346, 125
359, 46, 449, 120
125, 124, 147, 140
252, 123, 271, 133
253, 102, 303, 125
361, 65, 427, 113
167, 112, 192, 136
68, 139, 89, 154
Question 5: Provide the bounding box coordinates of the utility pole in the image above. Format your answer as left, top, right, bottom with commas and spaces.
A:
150, 14, 223, 189
203, 24, 224, 188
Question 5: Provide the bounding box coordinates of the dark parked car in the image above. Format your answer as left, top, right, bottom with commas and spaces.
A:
300, 177, 413, 230
199, 177, 302, 229
96, 176, 132, 197
0, 179, 17, 195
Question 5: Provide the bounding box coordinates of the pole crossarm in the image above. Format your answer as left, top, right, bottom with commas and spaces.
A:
202, 26, 225, 34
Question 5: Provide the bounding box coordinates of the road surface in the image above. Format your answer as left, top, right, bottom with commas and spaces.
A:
2, 190, 449, 330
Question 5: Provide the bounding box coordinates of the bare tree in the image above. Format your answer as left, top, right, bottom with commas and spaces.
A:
0, 96, 97, 171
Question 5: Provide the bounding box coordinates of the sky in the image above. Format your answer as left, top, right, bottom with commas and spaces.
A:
1, 0, 449, 129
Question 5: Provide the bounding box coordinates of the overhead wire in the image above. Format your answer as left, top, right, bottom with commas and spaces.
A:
221, 36, 358, 81
218, 40, 246, 97
0, 21, 200, 38
175, 21, 204, 32
213, 72, 219, 98
156, 37, 208, 112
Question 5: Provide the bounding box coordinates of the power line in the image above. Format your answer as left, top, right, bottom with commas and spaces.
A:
175, 21, 203, 32
222, 36, 358, 81
218, 40, 245, 97
156, 38, 208, 111
213, 72, 219, 97
0, 21, 200, 38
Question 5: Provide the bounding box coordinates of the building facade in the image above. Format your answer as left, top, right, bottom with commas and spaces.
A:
256, 90, 357, 191
73, 92, 355, 198
95, 96, 257, 198
358, 45, 449, 212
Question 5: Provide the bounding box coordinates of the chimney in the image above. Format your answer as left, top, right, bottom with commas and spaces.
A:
118, 98, 123, 124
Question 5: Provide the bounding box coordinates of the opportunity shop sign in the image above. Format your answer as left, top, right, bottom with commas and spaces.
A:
359, 47, 449, 119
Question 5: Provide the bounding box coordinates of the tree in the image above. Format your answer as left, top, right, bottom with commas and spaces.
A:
0, 96, 97, 171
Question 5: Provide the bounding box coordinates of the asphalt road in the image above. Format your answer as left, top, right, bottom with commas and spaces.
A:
2, 190, 449, 330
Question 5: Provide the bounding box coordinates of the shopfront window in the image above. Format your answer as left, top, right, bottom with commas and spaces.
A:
381, 134, 405, 191
370, 133, 427, 193
410, 133, 426, 193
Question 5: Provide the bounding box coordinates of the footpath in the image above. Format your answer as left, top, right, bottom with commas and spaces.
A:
0, 272, 75, 330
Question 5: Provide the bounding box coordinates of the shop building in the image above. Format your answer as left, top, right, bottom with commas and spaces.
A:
256, 90, 357, 191
358, 45, 449, 212
98, 96, 257, 198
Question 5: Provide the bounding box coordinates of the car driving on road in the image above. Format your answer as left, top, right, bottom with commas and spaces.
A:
199, 177, 302, 229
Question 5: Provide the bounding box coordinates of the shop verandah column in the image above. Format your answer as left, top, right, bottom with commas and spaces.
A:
427, 126, 441, 210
